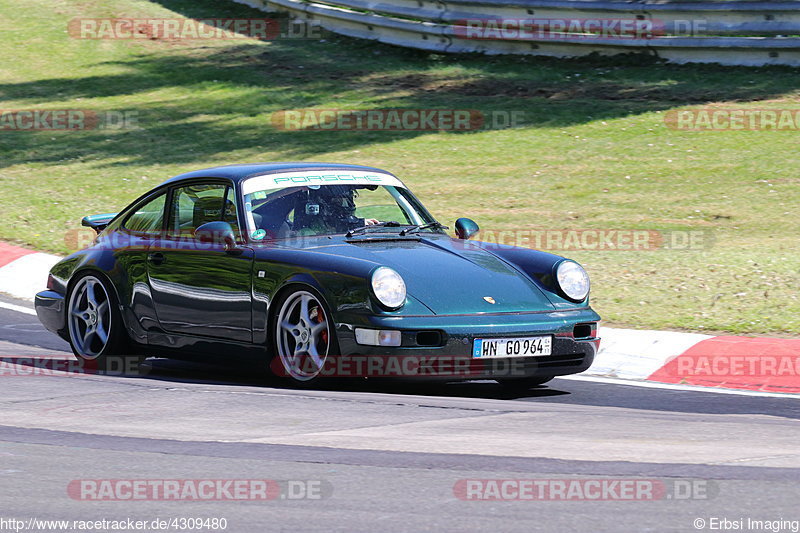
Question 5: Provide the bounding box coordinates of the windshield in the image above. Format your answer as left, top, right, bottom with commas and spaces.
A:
241, 171, 439, 241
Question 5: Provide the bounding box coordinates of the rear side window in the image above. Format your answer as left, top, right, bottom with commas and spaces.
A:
123, 193, 166, 235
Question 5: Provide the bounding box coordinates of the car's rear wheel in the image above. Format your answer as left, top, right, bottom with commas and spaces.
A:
495, 376, 554, 391
271, 287, 336, 384
67, 273, 128, 369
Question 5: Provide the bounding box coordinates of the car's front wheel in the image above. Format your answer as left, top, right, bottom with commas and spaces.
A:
66, 273, 129, 369
270, 287, 337, 384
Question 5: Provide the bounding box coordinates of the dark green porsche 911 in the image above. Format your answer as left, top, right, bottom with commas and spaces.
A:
35, 163, 600, 389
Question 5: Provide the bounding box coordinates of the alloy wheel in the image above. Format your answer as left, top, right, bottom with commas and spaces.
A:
275, 290, 331, 381
68, 275, 112, 359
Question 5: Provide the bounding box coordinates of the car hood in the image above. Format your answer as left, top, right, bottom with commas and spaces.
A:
299, 235, 557, 314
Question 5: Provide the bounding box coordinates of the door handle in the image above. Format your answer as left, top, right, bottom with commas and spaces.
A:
147, 252, 166, 265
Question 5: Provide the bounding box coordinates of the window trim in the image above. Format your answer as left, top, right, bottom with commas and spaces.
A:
164, 178, 242, 241
121, 191, 168, 237
223, 185, 244, 244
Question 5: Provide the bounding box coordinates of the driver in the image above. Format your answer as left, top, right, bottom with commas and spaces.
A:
297, 186, 377, 234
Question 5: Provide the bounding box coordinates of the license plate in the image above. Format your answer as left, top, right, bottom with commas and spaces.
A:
472, 335, 552, 359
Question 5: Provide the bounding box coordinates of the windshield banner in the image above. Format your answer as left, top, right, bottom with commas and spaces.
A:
242, 171, 404, 195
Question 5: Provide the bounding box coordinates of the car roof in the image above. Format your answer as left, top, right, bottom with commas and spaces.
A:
160, 162, 396, 186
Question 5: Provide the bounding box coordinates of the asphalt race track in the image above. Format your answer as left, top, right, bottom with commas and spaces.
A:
1, 294, 799, 532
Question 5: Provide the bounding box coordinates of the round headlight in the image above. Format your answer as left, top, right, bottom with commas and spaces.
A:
371, 267, 406, 309
556, 261, 590, 302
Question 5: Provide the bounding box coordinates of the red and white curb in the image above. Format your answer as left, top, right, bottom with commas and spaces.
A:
0, 243, 60, 308
580, 327, 800, 396
0, 242, 797, 395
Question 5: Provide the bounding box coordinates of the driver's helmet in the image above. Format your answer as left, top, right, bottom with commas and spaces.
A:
300, 186, 358, 233
314, 186, 356, 217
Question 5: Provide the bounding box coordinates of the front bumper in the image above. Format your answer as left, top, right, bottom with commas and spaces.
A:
35, 290, 67, 339
334, 308, 600, 380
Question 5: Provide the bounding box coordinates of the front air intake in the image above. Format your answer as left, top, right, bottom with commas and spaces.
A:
416, 331, 443, 347
573, 323, 595, 339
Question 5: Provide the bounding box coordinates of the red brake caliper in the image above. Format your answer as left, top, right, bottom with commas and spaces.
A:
316, 307, 328, 348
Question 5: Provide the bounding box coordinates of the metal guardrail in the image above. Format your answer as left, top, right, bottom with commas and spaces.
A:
232, 0, 800, 66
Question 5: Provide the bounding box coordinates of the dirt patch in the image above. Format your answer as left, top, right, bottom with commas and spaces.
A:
362, 72, 776, 104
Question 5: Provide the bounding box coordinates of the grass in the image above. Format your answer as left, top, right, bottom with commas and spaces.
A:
1, 0, 799, 335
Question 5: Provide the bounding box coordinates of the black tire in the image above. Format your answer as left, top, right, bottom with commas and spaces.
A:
268, 285, 338, 386
65, 272, 132, 372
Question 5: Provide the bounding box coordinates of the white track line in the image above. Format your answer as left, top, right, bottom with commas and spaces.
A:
0, 301, 37, 316
560, 374, 800, 399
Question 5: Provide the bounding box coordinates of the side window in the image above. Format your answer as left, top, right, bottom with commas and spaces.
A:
169, 184, 227, 237
123, 193, 166, 235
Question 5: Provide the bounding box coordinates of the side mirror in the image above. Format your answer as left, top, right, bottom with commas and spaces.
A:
195, 221, 237, 251
454, 218, 479, 240
81, 212, 118, 235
